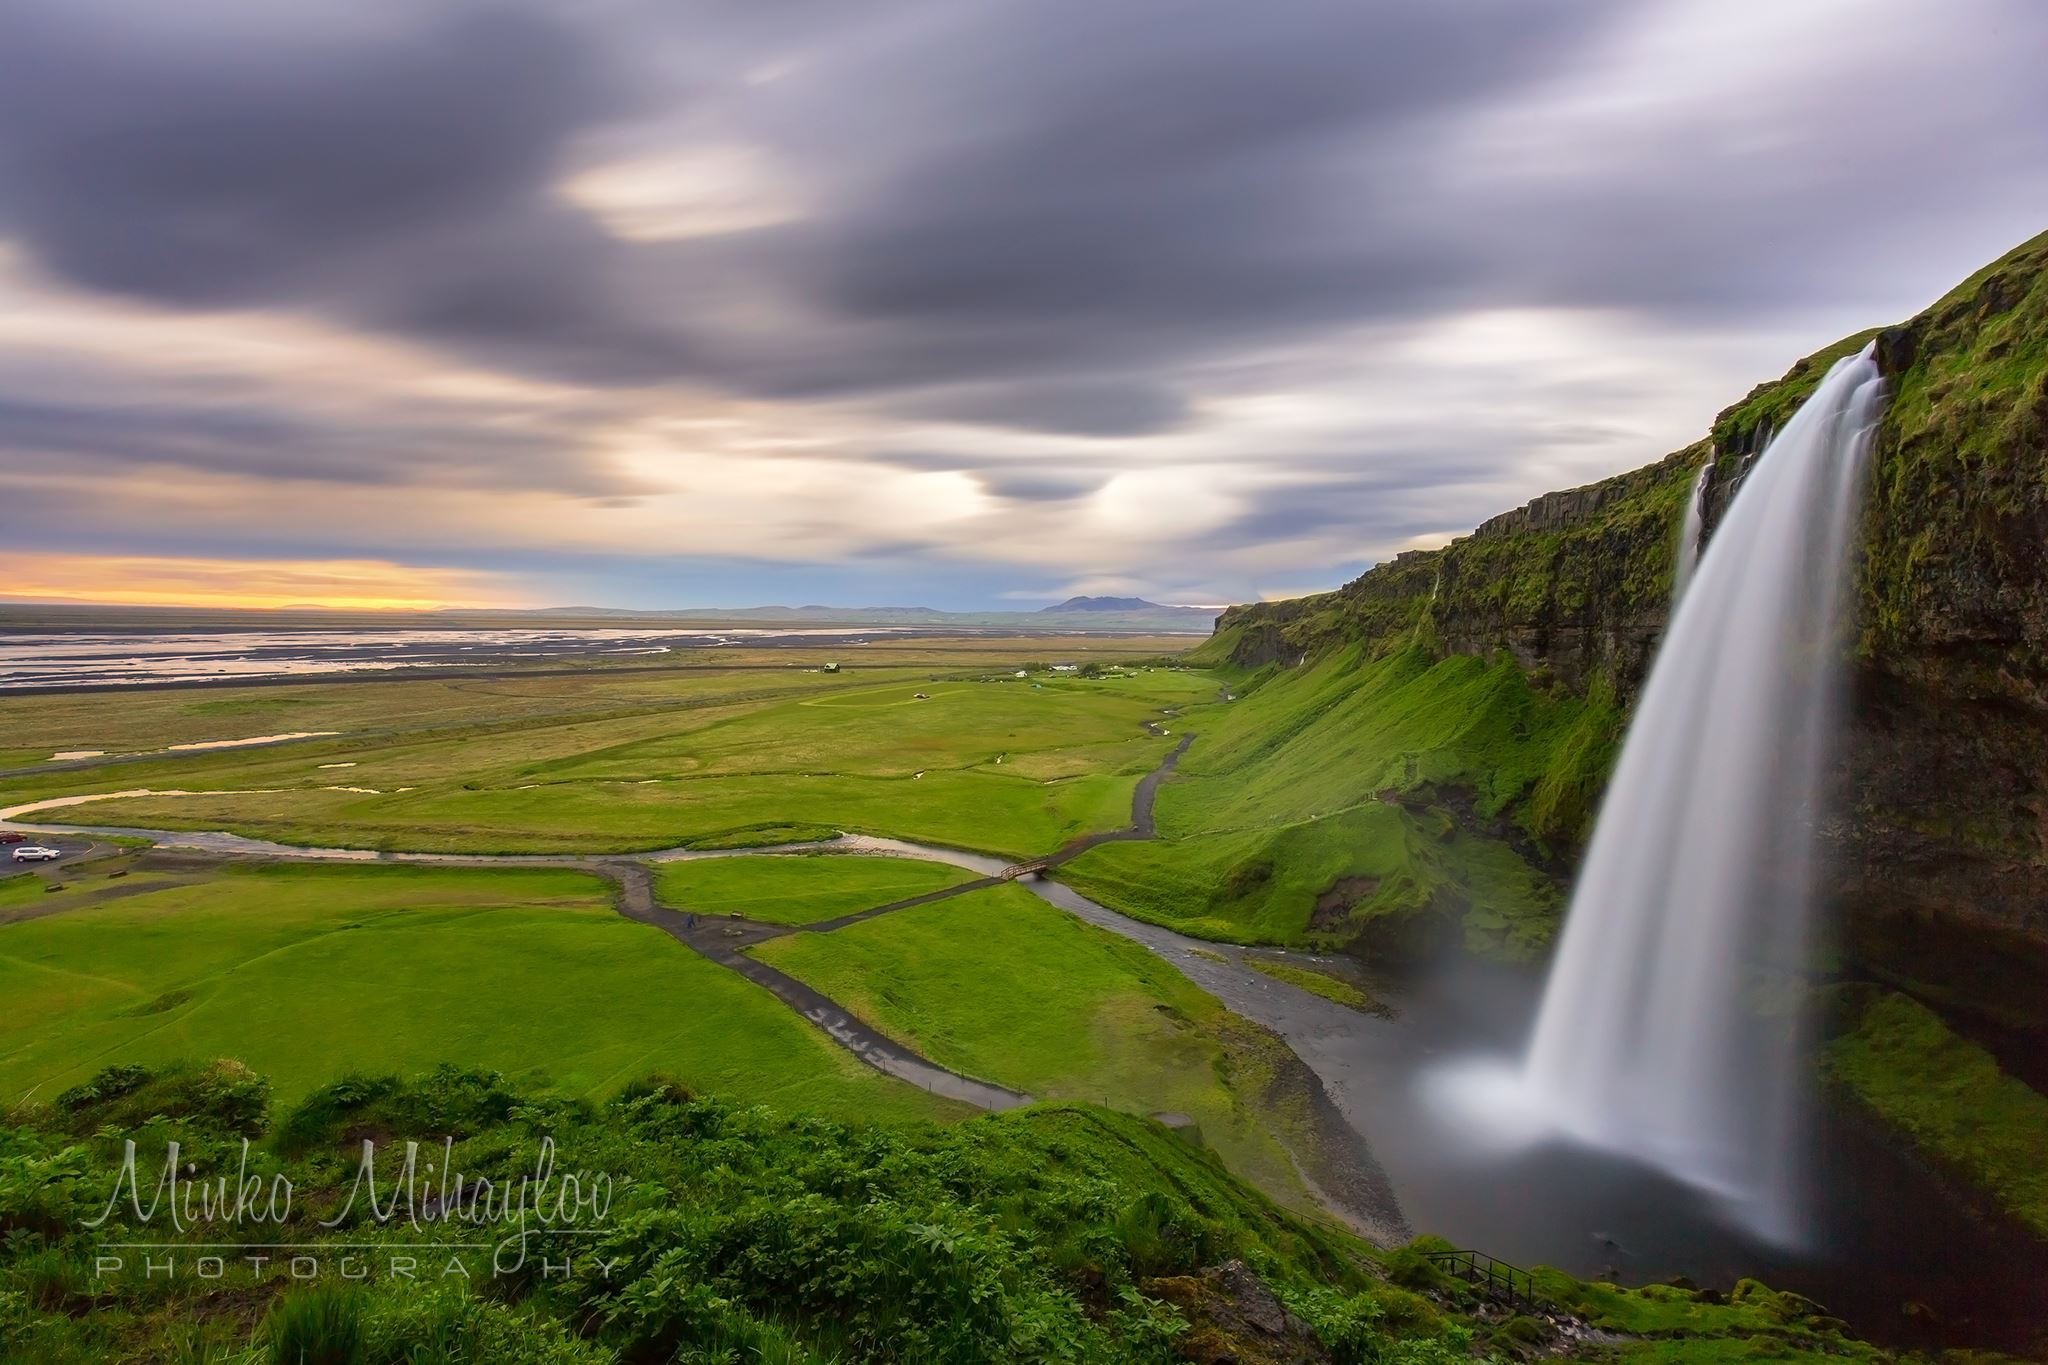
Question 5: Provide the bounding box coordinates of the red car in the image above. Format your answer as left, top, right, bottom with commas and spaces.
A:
0, 833, 26, 845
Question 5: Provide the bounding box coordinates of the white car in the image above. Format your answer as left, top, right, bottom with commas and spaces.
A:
10, 845, 61, 863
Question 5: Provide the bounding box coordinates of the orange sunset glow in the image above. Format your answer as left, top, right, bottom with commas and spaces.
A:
0, 553, 523, 612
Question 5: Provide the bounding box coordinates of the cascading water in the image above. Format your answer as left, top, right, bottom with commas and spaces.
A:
1673, 460, 1713, 599
1434, 345, 1884, 1246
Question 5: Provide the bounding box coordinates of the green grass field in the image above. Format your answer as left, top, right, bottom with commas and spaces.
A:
652, 853, 979, 924
0, 860, 955, 1121
4, 663, 1211, 857
0, 871, 45, 911
37, 766, 1138, 857
747, 883, 1318, 1206
0, 643, 1585, 1242
0, 638, 1200, 766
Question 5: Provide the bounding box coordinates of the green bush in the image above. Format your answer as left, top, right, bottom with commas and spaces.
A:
50, 1059, 270, 1138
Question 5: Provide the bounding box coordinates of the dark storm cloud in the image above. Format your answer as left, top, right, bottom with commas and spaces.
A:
0, 0, 687, 383
658, 0, 2048, 415
815, 1, 1613, 326
0, 388, 629, 494
14, 0, 2021, 410
5, 0, 2044, 410
902, 380, 1189, 437
0, 0, 1604, 424
1435, 0, 2048, 322
661, 0, 1632, 415
4, 0, 2047, 604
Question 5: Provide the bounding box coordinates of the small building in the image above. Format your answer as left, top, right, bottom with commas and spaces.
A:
1051, 663, 1079, 673
822, 662, 841, 673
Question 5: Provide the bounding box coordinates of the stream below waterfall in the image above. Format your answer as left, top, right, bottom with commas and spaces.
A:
1027, 879, 2048, 1353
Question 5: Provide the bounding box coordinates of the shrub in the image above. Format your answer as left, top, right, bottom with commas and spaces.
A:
261, 1285, 365, 1365
51, 1060, 269, 1138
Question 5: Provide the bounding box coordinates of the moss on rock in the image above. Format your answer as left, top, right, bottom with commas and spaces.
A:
1820, 985, 2048, 1238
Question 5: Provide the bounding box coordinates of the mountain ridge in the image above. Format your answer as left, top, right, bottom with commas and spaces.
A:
1043, 595, 1166, 612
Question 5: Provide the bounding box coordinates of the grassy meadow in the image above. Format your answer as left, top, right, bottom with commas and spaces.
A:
0, 857, 955, 1122
0, 637, 1197, 768
747, 883, 1320, 1206
2, 651, 1213, 857
0, 871, 44, 911
652, 853, 979, 924
3, 640, 1596, 959
0, 637, 1603, 1250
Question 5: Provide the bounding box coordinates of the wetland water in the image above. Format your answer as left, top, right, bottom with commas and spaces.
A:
5, 802, 2043, 1350
0, 627, 927, 689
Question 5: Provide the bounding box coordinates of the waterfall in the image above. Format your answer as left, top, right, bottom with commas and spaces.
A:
1673, 460, 1713, 599
1434, 346, 1884, 1245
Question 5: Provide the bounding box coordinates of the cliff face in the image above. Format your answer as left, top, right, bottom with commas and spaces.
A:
1211, 229, 2048, 1021
1211, 443, 1703, 693
1829, 232, 2048, 1018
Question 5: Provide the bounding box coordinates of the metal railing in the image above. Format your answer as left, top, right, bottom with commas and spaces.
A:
1423, 1248, 1535, 1310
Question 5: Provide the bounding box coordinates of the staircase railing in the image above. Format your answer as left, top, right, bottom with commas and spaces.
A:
1422, 1248, 1535, 1310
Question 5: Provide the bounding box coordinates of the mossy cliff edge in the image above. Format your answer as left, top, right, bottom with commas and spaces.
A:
1203, 229, 2048, 1023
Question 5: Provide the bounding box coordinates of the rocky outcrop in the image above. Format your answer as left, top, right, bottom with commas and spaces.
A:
1210, 228, 2048, 1022
1143, 1260, 1331, 1365
1471, 481, 1635, 540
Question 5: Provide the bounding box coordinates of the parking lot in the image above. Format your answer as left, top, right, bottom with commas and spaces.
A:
2, 834, 103, 872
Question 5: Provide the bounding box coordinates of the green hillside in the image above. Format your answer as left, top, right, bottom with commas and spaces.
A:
1, 1062, 1889, 1363
1061, 645, 1610, 953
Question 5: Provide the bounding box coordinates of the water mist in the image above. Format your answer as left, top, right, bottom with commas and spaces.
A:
1434, 346, 1884, 1246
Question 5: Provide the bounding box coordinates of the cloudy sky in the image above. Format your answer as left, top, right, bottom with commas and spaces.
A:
0, 0, 2043, 611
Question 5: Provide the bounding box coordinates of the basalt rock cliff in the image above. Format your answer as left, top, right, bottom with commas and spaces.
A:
1210, 229, 2048, 1025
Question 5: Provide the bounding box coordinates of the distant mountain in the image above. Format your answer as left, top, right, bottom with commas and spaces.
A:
1044, 595, 1161, 612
